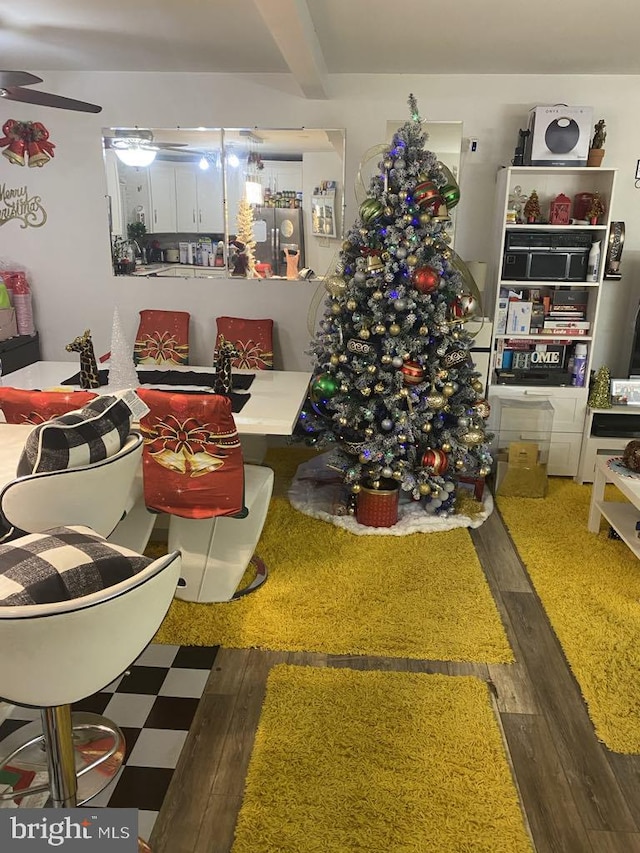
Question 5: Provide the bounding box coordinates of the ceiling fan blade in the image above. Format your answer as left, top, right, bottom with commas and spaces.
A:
0, 86, 102, 113
0, 70, 43, 88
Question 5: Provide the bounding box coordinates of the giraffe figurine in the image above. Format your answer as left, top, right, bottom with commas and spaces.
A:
66, 329, 101, 389
214, 335, 238, 394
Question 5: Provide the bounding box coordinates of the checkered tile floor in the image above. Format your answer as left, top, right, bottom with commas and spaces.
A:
0, 643, 218, 841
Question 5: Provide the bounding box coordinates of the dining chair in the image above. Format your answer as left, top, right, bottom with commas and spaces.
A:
215, 316, 274, 370
0, 433, 154, 550
0, 527, 180, 807
134, 309, 190, 366
215, 316, 274, 462
137, 388, 274, 602
0, 387, 97, 425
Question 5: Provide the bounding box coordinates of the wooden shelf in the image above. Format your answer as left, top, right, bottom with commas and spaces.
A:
595, 501, 640, 558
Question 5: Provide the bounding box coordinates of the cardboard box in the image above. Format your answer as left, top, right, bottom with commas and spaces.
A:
524, 105, 593, 167
507, 301, 532, 335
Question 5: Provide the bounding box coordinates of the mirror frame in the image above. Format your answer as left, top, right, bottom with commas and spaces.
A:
102, 126, 347, 281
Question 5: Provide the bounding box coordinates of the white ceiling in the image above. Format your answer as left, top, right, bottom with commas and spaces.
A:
1, 0, 638, 100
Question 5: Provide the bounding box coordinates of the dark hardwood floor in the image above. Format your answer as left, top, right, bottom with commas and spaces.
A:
150, 506, 640, 853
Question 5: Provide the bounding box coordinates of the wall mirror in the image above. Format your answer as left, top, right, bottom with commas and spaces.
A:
102, 127, 346, 281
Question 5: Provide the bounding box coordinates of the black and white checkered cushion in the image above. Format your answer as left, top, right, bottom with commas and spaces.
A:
17, 395, 132, 477
0, 525, 151, 606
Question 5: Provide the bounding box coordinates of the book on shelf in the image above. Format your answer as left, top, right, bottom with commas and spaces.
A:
543, 320, 590, 329
540, 327, 589, 336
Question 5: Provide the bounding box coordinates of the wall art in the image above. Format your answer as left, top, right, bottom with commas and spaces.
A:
0, 183, 47, 228
0, 120, 56, 167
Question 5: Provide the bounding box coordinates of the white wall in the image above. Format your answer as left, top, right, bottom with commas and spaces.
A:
1, 71, 639, 374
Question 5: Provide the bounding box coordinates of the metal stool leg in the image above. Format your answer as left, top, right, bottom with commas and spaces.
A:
41, 706, 77, 808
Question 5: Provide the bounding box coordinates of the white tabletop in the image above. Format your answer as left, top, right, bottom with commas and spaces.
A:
3, 362, 311, 436
0, 424, 33, 490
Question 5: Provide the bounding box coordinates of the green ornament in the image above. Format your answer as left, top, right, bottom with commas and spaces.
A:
440, 182, 461, 210
359, 198, 385, 225
310, 373, 339, 403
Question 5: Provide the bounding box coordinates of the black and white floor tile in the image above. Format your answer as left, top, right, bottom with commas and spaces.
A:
0, 643, 219, 841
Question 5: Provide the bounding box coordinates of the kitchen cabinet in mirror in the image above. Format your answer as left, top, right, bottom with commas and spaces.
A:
102, 127, 346, 282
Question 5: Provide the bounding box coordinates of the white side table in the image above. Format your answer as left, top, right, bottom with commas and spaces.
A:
576, 406, 640, 484
588, 455, 640, 559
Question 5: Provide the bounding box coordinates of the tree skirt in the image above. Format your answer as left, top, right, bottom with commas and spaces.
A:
288, 452, 493, 536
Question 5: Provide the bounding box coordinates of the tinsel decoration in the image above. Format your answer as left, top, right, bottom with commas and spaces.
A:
107, 307, 139, 391
587, 365, 612, 409
235, 198, 259, 278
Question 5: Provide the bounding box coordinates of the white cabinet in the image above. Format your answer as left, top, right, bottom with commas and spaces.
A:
175, 165, 198, 232
263, 160, 302, 195
487, 166, 617, 477
104, 150, 126, 238
196, 168, 224, 232
149, 163, 177, 232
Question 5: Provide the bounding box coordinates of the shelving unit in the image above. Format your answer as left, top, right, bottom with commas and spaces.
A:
486, 166, 617, 477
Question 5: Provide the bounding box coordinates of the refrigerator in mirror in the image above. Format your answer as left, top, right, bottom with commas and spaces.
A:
252, 207, 305, 277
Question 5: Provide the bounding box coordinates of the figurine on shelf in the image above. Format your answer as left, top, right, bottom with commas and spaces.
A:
507, 185, 528, 223
523, 190, 541, 224
549, 193, 571, 225
586, 193, 606, 225
592, 119, 607, 150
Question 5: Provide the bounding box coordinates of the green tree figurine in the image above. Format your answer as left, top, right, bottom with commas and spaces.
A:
523, 190, 541, 223
588, 365, 612, 409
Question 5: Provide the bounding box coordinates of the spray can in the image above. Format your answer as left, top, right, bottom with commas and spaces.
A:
587, 241, 601, 282
571, 343, 588, 387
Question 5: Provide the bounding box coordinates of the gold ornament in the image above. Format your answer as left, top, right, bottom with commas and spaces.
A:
419, 326, 428, 335
442, 382, 455, 397
338, 416, 348, 426
442, 442, 452, 453
373, 323, 386, 335
371, 480, 381, 489
342, 240, 352, 252
389, 323, 401, 336
403, 214, 413, 225
381, 354, 392, 364
346, 299, 357, 310
471, 379, 484, 393
340, 383, 349, 392
419, 483, 431, 496
479, 466, 491, 477
461, 429, 485, 446
358, 453, 368, 463
364, 427, 374, 437
339, 354, 348, 363
426, 391, 446, 409
419, 213, 431, 227
372, 290, 383, 301
406, 254, 419, 267
367, 364, 377, 374
330, 354, 340, 366
422, 422, 432, 433
331, 302, 342, 315
374, 383, 384, 392
398, 190, 407, 202
359, 328, 371, 340
325, 275, 347, 297
392, 470, 403, 480
351, 484, 361, 494
361, 387, 371, 396
455, 459, 465, 470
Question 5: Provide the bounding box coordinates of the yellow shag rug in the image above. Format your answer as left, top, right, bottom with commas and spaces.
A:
156, 448, 513, 662
498, 477, 640, 753
232, 665, 533, 853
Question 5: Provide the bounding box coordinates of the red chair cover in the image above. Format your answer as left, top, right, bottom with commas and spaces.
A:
134, 310, 190, 366
215, 316, 274, 370
0, 388, 97, 425
137, 389, 245, 519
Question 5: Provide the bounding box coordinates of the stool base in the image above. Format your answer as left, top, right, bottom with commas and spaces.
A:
0, 711, 125, 806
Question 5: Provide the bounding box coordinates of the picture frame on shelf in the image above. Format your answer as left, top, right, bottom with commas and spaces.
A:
610, 378, 640, 406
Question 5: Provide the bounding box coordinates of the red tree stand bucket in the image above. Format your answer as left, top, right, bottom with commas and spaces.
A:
356, 480, 400, 528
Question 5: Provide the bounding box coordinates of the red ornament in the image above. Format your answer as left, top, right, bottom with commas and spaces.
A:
412, 266, 440, 294
421, 448, 449, 476
413, 180, 443, 210
401, 360, 425, 385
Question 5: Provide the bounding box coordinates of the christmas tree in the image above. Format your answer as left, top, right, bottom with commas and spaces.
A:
299, 95, 492, 517
588, 365, 612, 409
523, 190, 540, 223
235, 198, 259, 278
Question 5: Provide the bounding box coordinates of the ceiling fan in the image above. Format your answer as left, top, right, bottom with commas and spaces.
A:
0, 70, 102, 113
105, 129, 193, 167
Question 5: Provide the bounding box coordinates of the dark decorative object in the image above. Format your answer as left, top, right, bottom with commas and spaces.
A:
592, 119, 607, 149
604, 222, 625, 280
65, 329, 100, 389
213, 335, 238, 394
512, 129, 530, 166
622, 439, 640, 472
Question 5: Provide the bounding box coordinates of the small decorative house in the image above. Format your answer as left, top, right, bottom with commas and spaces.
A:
549, 193, 571, 225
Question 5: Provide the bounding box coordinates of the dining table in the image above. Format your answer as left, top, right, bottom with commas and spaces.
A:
1, 361, 312, 437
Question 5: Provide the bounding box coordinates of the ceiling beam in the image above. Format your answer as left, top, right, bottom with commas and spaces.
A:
252, 0, 328, 99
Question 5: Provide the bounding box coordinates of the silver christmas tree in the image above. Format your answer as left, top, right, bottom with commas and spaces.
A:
106, 307, 139, 390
